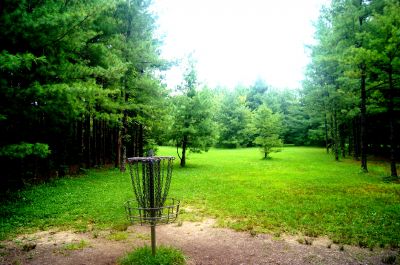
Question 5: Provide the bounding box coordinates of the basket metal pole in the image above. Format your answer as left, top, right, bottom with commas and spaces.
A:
126, 154, 179, 256
149, 159, 156, 256
150, 224, 156, 256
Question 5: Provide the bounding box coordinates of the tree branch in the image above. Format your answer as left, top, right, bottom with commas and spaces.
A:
51, 14, 92, 45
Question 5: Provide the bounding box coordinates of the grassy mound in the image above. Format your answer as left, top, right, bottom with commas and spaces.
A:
118, 246, 186, 265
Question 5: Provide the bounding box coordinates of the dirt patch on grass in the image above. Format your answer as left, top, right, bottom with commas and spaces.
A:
1, 219, 398, 265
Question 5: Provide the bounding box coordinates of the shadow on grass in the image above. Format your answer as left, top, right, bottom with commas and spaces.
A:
174, 162, 216, 171
382, 176, 400, 184
258, 156, 284, 162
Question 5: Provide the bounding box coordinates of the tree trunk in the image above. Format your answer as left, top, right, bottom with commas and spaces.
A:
357, 6, 368, 172
340, 124, 346, 158
353, 117, 360, 160
348, 128, 353, 157
93, 118, 97, 166
180, 135, 188, 167
106, 125, 111, 164
96, 119, 101, 166
85, 114, 91, 168
78, 119, 84, 168
388, 66, 397, 178
360, 64, 368, 172
132, 123, 138, 157
139, 124, 144, 157
100, 120, 105, 165
325, 113, 329, 154
115, 128, 121, 168
120, 112, 128, 172
333, 108, 339, 161
120, 1, 132, 171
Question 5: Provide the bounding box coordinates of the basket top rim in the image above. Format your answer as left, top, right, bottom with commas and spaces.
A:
127, 156, 175, 162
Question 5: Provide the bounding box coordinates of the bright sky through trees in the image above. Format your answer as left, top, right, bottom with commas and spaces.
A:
152, 0, 331, 89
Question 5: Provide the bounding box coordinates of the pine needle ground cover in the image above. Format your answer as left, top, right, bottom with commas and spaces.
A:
1, 147, 399, 248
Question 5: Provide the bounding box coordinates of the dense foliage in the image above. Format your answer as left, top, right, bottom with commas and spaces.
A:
212, 85, 309, 150
303, 0, 400, 177
0, 0, 168, 188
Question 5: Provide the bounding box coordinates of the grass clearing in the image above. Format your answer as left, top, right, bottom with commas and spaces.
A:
1, 147, 399, 248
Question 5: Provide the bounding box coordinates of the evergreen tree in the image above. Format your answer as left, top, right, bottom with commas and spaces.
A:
367, 0, 400, 178
0, 0, 167, 187
170, 59, 216, 167
252, 104, 283, 159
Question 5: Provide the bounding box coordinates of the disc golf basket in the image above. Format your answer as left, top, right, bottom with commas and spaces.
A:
125, 154, 180, 255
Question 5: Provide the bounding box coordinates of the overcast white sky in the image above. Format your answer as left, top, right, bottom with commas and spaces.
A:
151, 0, 331, 90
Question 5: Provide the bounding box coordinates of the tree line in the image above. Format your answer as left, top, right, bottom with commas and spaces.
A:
0, 0, 168, 189
167, 70, 287, 166
1, 0, 399, 190
165, 0, 400, 176
303, 0, 400, 178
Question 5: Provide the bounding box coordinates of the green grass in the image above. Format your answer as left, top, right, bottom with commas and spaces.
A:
107, 231, 129, 241
1, 147, 399, 248
164, 147, 400, 248
0, 168, 133, 238
118, 246, 186, 265
62, 240, 90, 250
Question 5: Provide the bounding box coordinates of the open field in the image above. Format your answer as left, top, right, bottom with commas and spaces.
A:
1, 147, 399, 248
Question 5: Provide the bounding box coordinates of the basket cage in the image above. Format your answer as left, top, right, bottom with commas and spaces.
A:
126, 156, 179, 225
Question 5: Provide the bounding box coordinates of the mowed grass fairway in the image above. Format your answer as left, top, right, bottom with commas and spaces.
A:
1, 147, 399, 248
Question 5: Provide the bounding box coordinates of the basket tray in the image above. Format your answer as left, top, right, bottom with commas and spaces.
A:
124, 198, 180, 225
